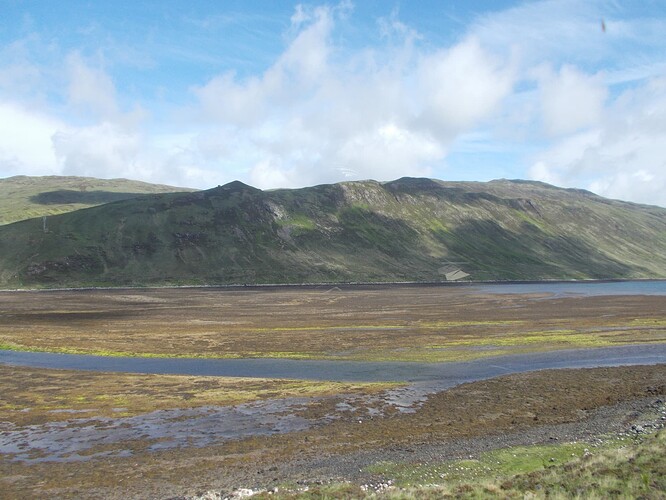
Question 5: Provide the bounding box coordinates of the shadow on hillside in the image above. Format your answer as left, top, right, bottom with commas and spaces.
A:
30, 190, 147, 205
436, 219, 648, 279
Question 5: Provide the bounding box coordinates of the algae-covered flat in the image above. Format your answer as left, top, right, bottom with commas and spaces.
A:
1, 286, 664, 363
1, 285, 664, 499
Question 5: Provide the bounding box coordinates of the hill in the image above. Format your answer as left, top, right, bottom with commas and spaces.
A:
0, 177, 665, 287
0, 175, 195, 225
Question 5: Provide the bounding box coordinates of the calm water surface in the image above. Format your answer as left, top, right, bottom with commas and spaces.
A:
2, 344, 665, 382
471, 279, 666, 296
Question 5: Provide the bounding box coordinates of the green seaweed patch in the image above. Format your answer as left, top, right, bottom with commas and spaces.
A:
427, 328, 666, 350
0, 342, 337, 361
3, 327, 665, 363
0, 342, 252, 359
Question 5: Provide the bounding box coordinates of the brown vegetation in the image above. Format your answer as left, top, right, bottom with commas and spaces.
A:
1, 285, 665, 498
1, 286, 664, 361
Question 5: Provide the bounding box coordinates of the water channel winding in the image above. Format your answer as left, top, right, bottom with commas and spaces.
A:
2, 345, 665, 463
1, 344, 665, 382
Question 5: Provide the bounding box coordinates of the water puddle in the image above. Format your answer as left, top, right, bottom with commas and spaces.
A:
0, 398, 316, 463
1, 390, 434, 463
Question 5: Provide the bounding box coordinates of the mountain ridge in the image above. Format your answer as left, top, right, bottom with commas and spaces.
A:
0, 176, 664, 288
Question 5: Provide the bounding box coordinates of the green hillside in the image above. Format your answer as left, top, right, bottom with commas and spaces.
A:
0, 177, 665, 287
0, 175, 195, 225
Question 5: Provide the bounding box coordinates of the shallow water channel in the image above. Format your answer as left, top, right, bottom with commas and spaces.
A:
2, 344, 666, 463
2, 344, 666, 382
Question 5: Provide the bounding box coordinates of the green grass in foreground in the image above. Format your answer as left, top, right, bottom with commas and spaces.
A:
263, 430, 666, 499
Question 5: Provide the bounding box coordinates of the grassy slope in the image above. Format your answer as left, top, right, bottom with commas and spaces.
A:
0, 175, 195, 225
270, 430, 666, 499
0, 177, 665, 287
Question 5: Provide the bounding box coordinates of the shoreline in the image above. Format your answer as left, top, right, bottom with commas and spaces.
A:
3, 277, 666, 293
3, 364, 664, 498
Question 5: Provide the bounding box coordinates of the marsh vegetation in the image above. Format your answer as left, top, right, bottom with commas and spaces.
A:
1, 285, 664, 498
1, 286, 664, 362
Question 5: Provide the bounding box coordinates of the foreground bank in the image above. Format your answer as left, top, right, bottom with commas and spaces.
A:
1, 365, 664, 498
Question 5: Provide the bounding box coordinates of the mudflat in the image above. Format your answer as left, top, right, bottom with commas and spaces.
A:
1, 285, 665, 361
1, 364, 665, 499
0, 285, 665, 498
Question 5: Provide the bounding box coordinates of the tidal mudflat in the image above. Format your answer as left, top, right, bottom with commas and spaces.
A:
0, 284, 665, 498
1, 284, 665, 362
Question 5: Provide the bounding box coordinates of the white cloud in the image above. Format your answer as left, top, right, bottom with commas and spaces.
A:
52, 122, 139, 178
529, 77, 666, 207
336, 123, 439, 180
0, 52, 165, 184
192, 72, 271, 127
250, 159, 292, 188
0, 101, 61, 175
417, 37, 514, 137
0, 60, 41, 99
469, 0, 609, 68
536, 64, 607, 136
290, 5, 310, 27
66, 52, 119, 120
192, 4, 333, 127
279, 5, 332, 85
190, 9, 514, 189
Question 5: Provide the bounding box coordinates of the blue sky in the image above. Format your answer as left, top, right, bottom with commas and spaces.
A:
1, 1, 665, 206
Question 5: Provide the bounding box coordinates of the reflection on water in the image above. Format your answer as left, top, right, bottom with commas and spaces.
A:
472, 280, 666, 297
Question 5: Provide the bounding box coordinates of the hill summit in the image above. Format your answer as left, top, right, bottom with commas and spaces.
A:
0, 177, 664, 287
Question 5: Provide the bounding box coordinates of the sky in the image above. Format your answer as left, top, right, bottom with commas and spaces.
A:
1, 1, 665, 207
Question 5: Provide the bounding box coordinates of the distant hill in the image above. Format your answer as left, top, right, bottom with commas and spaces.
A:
0, 177, 664, 287
0, 176, 196, 225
